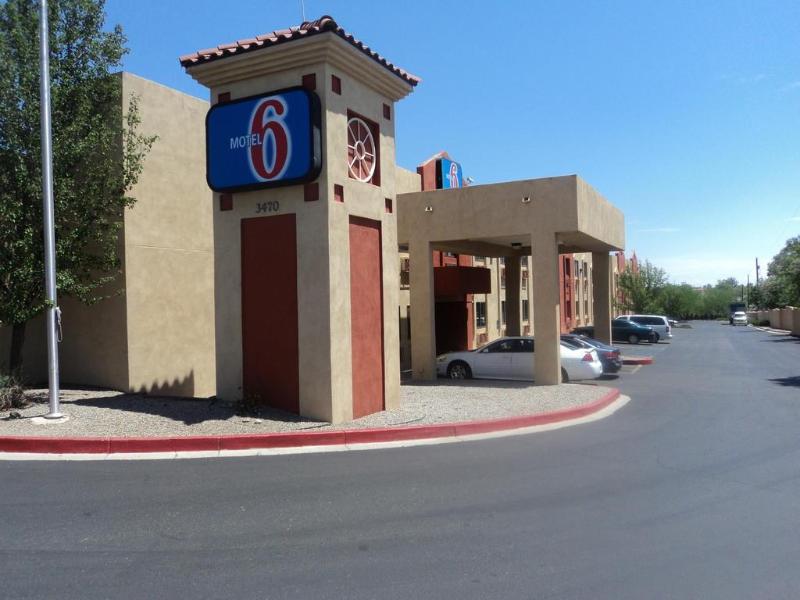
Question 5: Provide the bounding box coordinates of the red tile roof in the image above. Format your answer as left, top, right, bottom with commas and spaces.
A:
179, 15, 420, 86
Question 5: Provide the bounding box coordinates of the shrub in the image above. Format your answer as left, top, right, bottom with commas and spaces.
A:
0, 374, 28, 412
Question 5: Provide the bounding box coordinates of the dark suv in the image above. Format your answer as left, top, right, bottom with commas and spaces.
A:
572, 319, 657, 344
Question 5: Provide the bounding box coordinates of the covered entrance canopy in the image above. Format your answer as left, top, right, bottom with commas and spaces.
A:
397, 175, 625, 385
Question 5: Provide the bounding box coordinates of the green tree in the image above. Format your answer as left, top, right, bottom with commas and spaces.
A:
617, 260, 667, 314
657, 283, 701, 319
699, 280, 740, 318
763, 236, 800, 307
0, 0, 154, 373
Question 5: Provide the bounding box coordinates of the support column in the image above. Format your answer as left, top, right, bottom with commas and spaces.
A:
505, 255, 521, 336
591, 251, 612, 344
531, 233, 561, 385
409, 238, 437, 380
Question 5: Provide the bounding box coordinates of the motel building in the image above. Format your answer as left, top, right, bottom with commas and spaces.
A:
0, 16, 625, 424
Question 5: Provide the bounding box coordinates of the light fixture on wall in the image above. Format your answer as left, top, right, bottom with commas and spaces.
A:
511, 242, 522, 248
425, 206, 434, 212
522, 196, 531, 203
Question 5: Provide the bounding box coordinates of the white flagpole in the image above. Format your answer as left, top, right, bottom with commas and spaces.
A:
39, 0, 62, 419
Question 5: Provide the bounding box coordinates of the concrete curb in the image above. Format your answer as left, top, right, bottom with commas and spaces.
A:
751, 325, 792, 336
0, 388, 621, 456
622, 356, 653, 365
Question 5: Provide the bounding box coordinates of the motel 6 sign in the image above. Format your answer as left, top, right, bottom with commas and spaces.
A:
435, 158, 463, 189
206, 87, 322, 192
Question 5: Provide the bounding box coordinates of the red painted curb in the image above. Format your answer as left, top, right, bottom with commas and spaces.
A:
0, 388, 622, 455
622, 356, 653, 365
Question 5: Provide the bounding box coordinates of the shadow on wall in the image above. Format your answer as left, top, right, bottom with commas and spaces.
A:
135, 370, 197, 398
769, 376, 800, 388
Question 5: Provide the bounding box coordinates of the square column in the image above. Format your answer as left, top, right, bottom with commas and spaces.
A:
591, 251, 612, 344
531, 233, 561, 385
409, 238, 437, 380
505, 255, 521, 336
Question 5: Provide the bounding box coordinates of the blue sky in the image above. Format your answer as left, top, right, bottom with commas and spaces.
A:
105, 0, 800, 286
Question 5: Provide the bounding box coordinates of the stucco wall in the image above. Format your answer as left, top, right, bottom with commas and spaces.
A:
120, 73, 216, 397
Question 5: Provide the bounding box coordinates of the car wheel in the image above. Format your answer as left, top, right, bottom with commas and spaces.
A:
561, 367, 569, 383
447, 361, 472, 380
628, 333, 640, 344
653, 332, 660, 343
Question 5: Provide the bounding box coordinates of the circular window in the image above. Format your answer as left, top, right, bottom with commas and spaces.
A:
347, 117, 376, 182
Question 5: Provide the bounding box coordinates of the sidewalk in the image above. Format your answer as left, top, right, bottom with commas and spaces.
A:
0, 381, 623, 455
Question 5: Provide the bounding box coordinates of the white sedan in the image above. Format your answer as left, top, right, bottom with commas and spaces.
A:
436, 336, 603, 382
732, 311, 748, 326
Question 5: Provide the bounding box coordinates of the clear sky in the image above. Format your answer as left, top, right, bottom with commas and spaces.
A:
105, 0, 800, 286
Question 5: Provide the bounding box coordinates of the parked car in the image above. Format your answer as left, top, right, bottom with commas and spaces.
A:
436, 336, 603, 382
572, 318, 657, 344
616, 314, 672, 342
561, 334, 622, 374
731, 311, 748, 326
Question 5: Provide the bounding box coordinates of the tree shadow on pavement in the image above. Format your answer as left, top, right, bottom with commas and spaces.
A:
768, 376, 800, 388
759, 337, 800, 344
25, 387, 321, 426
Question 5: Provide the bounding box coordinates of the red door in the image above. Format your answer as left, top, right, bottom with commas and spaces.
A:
241, 214, 299, 414
349, 217, 385, 418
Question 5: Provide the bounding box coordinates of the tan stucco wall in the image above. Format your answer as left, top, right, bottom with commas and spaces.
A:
200, 47, 407, 422
395, 166, 421, 195
120, 73, 216, 397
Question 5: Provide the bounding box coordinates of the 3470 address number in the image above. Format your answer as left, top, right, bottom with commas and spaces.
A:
256, 201, 280, 214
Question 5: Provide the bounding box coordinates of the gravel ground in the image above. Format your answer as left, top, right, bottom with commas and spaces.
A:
0, 381, 612, 438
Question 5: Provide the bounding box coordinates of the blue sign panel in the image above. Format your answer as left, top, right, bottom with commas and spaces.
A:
436, 158, 463, 189
206, 87, 322, 192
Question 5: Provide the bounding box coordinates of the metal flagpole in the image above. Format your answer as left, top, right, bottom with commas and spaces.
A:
39, 0, 62, 419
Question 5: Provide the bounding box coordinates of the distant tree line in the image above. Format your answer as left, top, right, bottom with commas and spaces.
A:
616, 262, 744, 319
616, 237, 800, 319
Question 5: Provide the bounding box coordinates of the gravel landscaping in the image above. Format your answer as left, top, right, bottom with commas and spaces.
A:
0, 381, 613, 438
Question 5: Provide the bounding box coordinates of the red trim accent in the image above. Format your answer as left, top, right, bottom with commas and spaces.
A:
301, 73, 316, 90
0, 390, 621, 454
304, 182, 319, 202
331, 74, 341, 94
384, 197, 392, 213
383, 103, 391, 120
334, 184, 344, 203
217, 91, 231, 104
219, 193, 233, 211
241, 215, 300, 414
349, 217, 385, 418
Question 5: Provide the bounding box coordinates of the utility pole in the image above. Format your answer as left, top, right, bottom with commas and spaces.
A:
39, 0, 62, 419
755, 257, 760, 286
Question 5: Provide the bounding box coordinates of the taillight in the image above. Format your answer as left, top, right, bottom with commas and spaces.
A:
582, 353, 595, 362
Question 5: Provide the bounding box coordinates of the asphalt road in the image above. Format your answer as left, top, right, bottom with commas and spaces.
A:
3, 322, 800, 599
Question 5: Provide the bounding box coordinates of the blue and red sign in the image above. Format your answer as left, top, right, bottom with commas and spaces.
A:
436, 158, 463, 189
206, 87, 322, 192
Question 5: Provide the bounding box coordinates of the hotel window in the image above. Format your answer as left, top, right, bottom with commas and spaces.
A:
501, 300, 507, 324
501, 268, 506, 288
476, 302, 487, 327
522, 299, 529, 322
